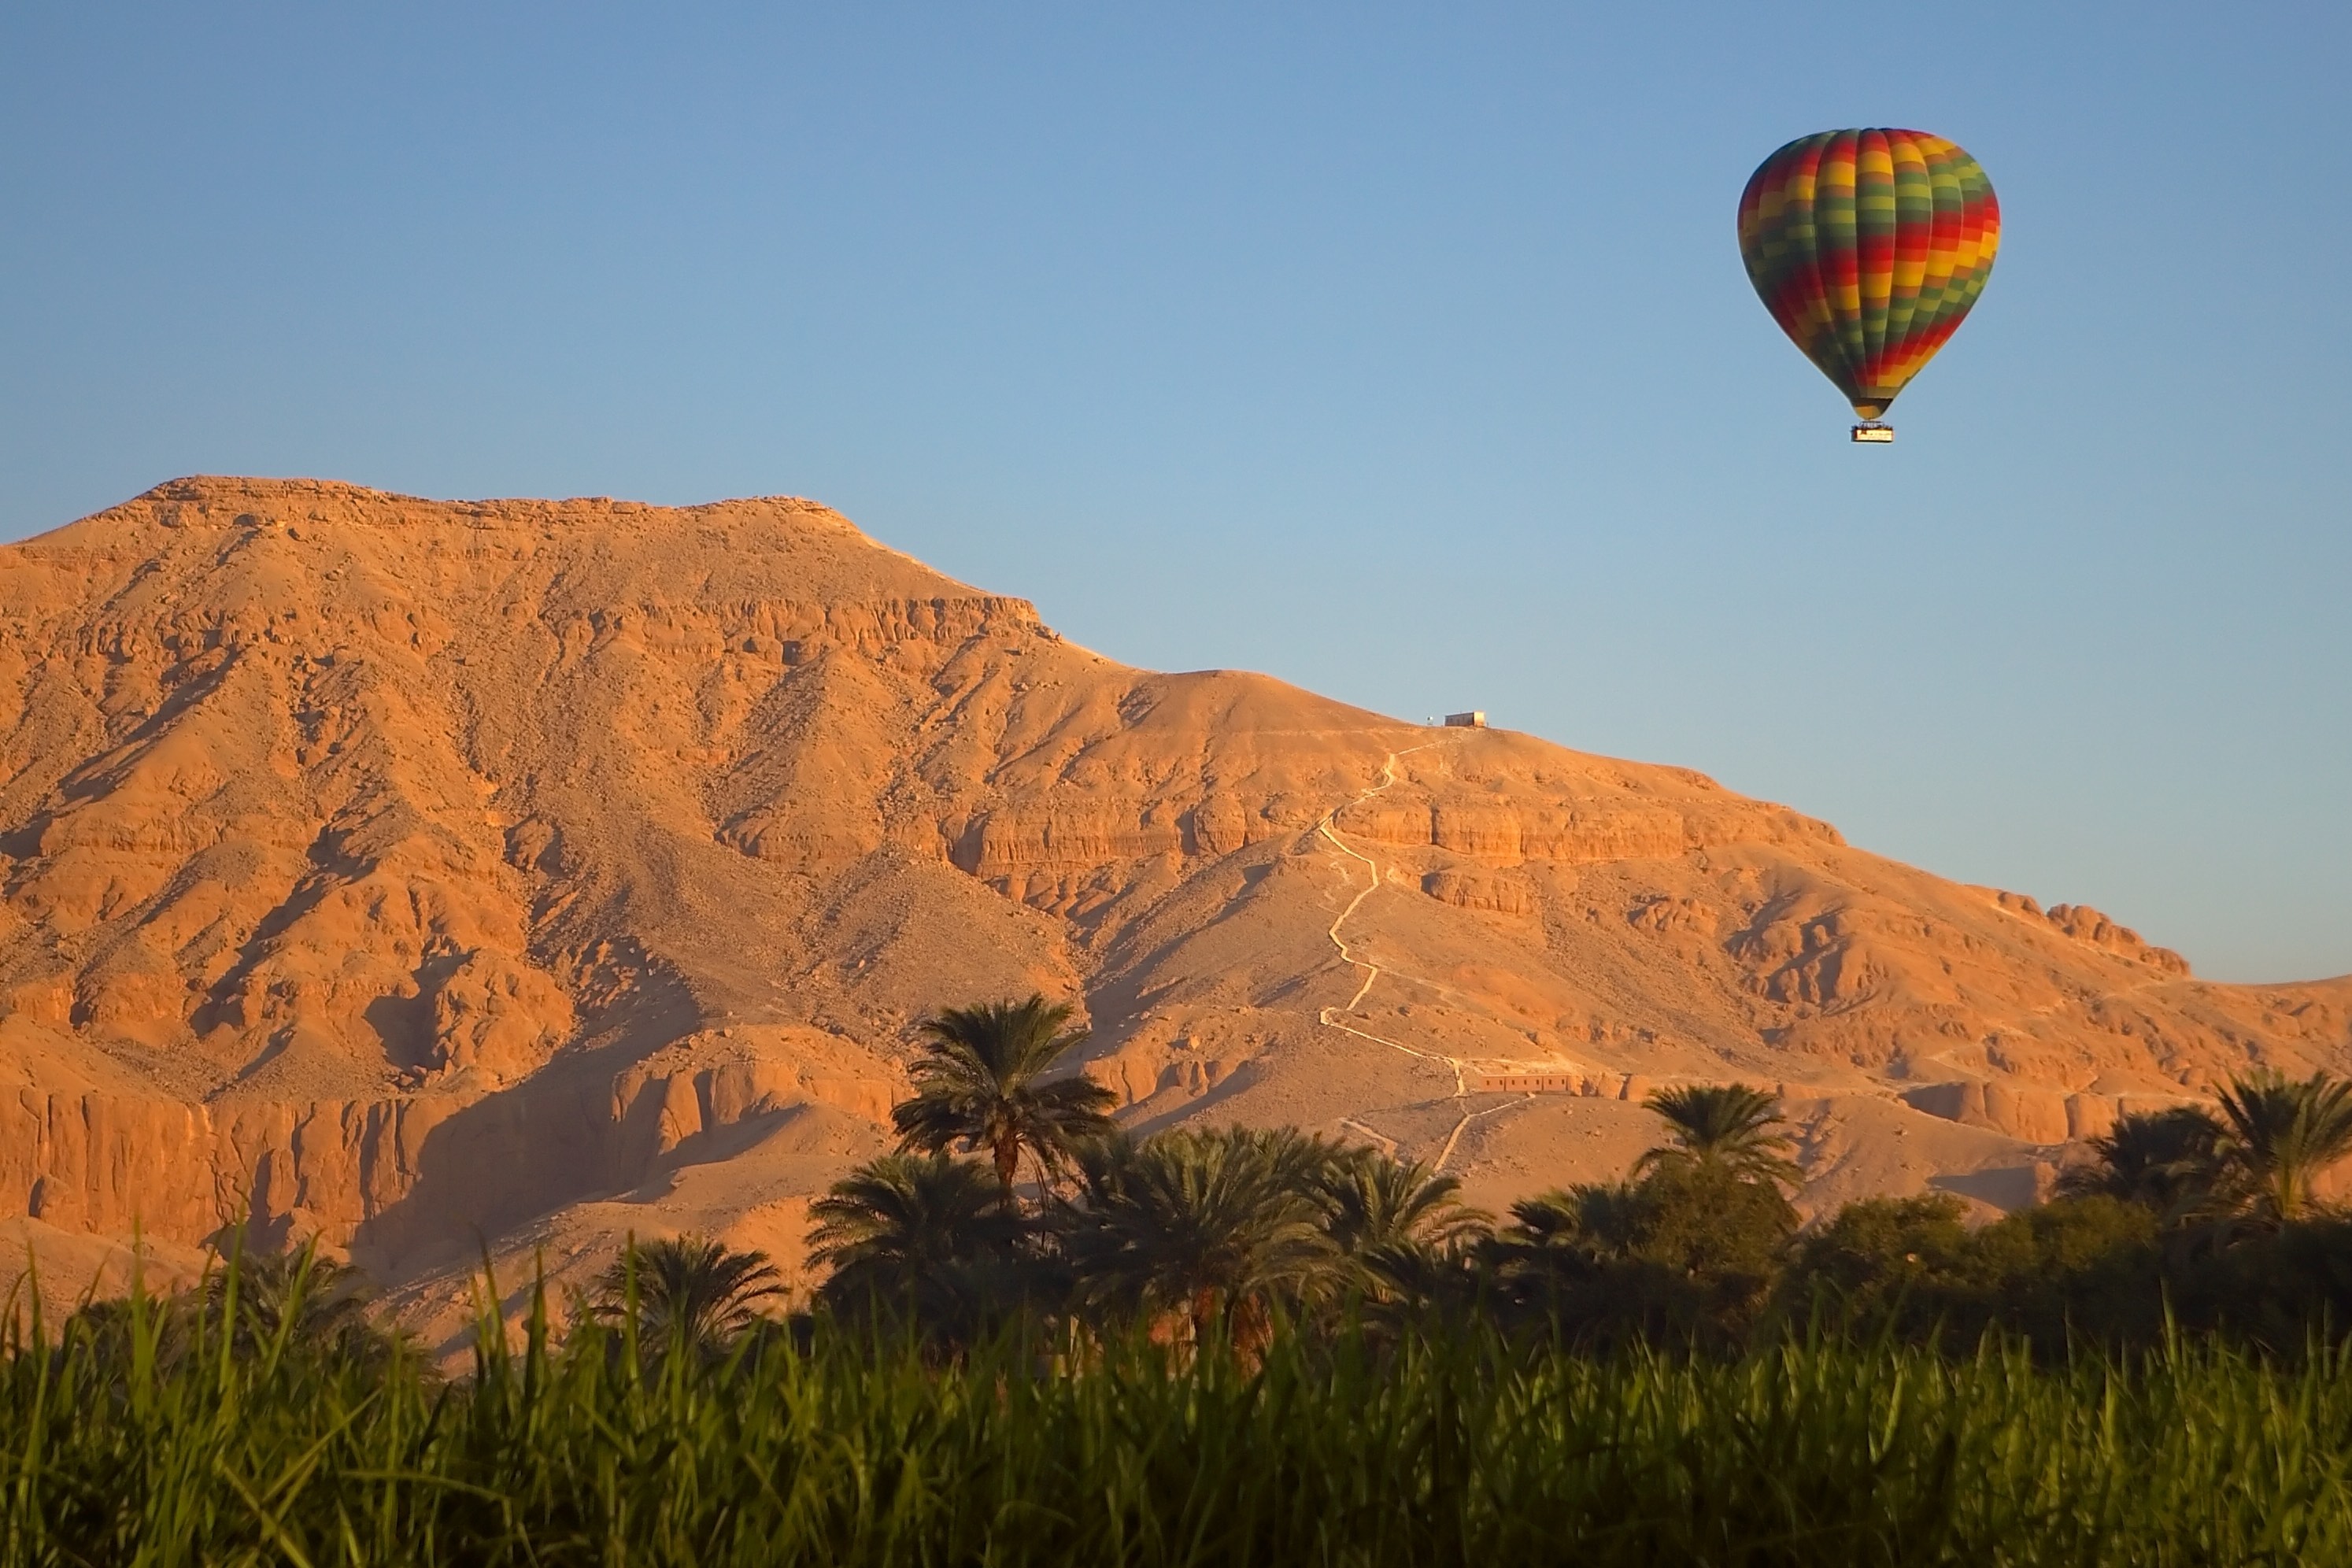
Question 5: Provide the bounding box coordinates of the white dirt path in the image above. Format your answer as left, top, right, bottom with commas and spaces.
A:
1311, 739, 1468, 1086
1308, 737, 1546, 1170
1429, 1093, 1537, 1175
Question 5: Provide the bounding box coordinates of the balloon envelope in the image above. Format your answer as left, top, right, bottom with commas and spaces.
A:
1738, 129, 1999, 421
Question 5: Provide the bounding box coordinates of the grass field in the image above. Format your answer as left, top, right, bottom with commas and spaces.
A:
7, 1278, 2351, 1567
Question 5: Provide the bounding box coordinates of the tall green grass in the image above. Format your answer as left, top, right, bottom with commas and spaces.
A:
6, 1278, 2350, 1565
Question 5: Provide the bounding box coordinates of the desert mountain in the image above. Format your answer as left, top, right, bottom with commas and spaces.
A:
3, 478, 2346, 1329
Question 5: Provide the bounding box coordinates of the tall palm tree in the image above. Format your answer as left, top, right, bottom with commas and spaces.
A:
1060, 1128, 1341, 1353
1309, 1144, 1491, 1302
1635, 1083, 1799, 1187
2056, 1105, 2227, 1220
2212, 1069, 2352, 1226
893, 994, 1119, 1201
806, 1152, 1030, 1314
592, 1235, 784, 1355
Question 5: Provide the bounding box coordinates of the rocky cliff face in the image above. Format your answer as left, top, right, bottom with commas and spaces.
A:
2, 478, 2346, 1318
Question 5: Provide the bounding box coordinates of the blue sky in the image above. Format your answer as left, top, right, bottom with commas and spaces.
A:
2, 3, 2345, 981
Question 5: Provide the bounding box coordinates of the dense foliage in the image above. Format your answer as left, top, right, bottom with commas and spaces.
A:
10, 995, 2352, 1562
819, 1004, 2352, 1359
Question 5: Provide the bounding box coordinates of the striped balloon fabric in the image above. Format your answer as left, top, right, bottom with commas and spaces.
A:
1737, 129, 1999, 422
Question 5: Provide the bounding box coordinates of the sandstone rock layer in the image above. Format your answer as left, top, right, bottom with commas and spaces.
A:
2, 479, 2345, 1326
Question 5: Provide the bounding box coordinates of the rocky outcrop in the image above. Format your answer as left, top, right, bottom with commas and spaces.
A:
1, 1089, 460, 1248
1422, 868, 1534, 918
0, 477, 2343, 1304
1994, 892, 2191, 975
1335, 797, 1838, 865
0, 1032, 899, 1262
1896, 1079, 2210, 1145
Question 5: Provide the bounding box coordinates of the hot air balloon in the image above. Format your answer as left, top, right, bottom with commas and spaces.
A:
1737, 128, 1999, 442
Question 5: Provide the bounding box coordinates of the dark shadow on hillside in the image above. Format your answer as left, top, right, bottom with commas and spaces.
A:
349, 961, 705, 1281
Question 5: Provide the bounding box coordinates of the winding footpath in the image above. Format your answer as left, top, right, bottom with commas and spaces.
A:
1308, 738, 1535, 1170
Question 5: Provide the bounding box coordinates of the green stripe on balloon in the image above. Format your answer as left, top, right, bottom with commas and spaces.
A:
1738, 128, 2000, 422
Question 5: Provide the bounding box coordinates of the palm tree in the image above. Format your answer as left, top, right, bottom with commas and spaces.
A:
2211, 1069, 2352, 1226
200, 1243, 392, 1365
1309, 1144, 1491, 1303
2056, 1105, 2227, 1220
592, 1235, 784, 1355
1481, 1182, 1646, 1323
806, 1152, 1030, 1317
893, 994, 1119, 1201
1635, 1083, 1799, 1187
1060, 1128, 1341, 1354
1488, 1182, 1647, 1278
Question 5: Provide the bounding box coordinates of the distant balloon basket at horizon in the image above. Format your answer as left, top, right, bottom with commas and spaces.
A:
1737, 128, 2000, 435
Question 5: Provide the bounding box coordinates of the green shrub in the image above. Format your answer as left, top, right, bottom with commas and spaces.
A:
1773, 1192, 1977, 1339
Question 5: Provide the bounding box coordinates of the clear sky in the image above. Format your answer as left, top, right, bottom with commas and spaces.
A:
2, 3, 2345, 982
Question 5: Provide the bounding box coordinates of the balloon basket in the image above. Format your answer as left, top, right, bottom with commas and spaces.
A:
1850, 423, 1895, 443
